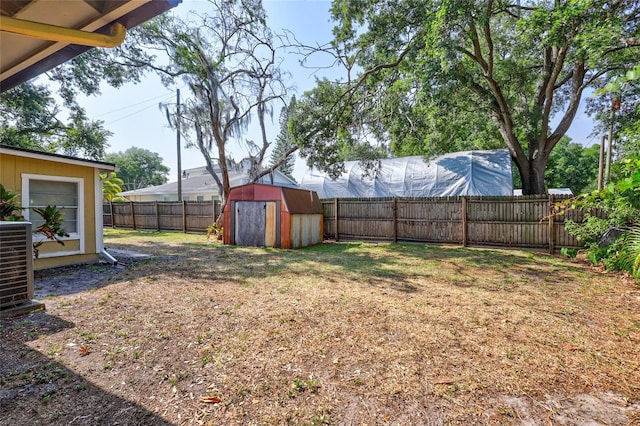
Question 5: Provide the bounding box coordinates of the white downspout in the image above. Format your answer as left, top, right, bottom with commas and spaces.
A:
96, 169, 117, 264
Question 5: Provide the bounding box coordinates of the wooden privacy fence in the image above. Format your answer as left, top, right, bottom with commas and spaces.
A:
322, 195, 587, 253
104, 201, 221, 233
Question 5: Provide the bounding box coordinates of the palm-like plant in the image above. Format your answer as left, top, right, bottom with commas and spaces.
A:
101, 172, 125, 202
621, 226, 640, 279
32, 205, 68, 258
0, 184, 24, 221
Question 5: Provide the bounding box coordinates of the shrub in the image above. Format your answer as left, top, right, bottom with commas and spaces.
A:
559, 157, 640, 277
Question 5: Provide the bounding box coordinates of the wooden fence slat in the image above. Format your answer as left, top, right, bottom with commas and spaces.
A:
462, 197, 467, 247
155, 201, 160, 231
334, 198, 339, 242
130, 202, 136, 230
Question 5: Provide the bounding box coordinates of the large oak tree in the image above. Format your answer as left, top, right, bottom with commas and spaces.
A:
291, 0, 640, 194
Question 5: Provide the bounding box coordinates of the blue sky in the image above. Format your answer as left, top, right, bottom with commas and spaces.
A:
73, 0, 600, 182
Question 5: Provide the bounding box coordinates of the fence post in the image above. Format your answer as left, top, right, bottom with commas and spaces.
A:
462, 197, 468, 247
130, 201, 136, 230
392, 198, 398, 243
334, 198, 339, 242
182, 200, 187, 233
155, 201, 160, 231
110, 201, 115, 229
548, 194, 555, 254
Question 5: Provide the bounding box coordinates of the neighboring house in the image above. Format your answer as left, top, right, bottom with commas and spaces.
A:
0, 144, 116, 270
119, 160, 298, 202
299, 149, 514, 199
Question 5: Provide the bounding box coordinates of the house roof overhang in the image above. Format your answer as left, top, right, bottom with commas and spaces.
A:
0, 144, 116, 171
0, 0, 181, 92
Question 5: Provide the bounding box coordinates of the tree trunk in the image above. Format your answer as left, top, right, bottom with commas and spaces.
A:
520, 157, 547, 195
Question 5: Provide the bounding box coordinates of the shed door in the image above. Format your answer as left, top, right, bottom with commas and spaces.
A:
235, 201, 266, 247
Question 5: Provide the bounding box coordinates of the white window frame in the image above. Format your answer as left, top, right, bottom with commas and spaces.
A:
22, 174, 85, 258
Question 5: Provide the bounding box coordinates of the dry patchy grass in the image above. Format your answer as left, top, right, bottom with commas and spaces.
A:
1, 229, 640, 425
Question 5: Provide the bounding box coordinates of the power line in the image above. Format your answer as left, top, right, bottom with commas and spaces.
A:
93, 92, 174, 118
105, 100, 171, 125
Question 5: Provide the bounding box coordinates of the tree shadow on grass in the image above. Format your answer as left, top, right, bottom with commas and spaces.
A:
99, 239, 584, 296
0, 311, 172, 425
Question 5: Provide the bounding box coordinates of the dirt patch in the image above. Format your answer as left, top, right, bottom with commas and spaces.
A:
33, 248, 153, 298
2, 230, 639, 425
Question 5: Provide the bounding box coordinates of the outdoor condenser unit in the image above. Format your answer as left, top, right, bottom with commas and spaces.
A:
0, 222, 34, 310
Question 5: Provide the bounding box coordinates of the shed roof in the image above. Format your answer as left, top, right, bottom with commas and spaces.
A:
281, 186, 322, 214
228, 183, 322, 215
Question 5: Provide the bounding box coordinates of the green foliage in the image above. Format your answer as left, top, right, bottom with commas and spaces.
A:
31, 205, 68, 258
545, 137, 600, 194
290, 79, 358, 178
49, 48, 148, 105
0, 83, 111, 160
0, 185, 70, 257
206, 223, 223, 242
560, 247, 578, 259
269, 97, 298, 179
294, 0, 640, 194
620, 227, 640, 279
561, 156, 640, 277
0, 184, 24, 221
587, 78, 640, 160
341, 141, 389, 162
100, 172, 125, 202
584, 238, 628, 271
103, 148, 169, 191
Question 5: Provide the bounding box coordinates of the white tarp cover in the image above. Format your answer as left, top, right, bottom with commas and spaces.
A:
299, 149, 513, 198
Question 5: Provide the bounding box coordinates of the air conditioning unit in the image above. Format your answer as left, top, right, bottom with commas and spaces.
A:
0, 221, 34, 310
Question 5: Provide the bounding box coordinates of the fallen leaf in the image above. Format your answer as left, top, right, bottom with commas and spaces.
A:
434, 377, 453, 385
79, 346, 90, 356
200, 396, 222, 404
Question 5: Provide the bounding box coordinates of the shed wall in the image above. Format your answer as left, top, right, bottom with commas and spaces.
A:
289, 214, 323, 248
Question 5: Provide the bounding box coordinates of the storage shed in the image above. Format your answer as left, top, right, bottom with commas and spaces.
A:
222, 184, 323, 248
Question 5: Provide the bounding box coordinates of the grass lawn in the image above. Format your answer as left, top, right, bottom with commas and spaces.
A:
1, 229, 639, 425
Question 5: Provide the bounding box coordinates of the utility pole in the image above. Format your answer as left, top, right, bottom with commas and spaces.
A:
597, 135, 605, 190
604, 96, 617, 185
176, 89, 182, 202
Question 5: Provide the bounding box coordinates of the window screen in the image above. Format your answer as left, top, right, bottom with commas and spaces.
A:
29, 180, 78, 233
